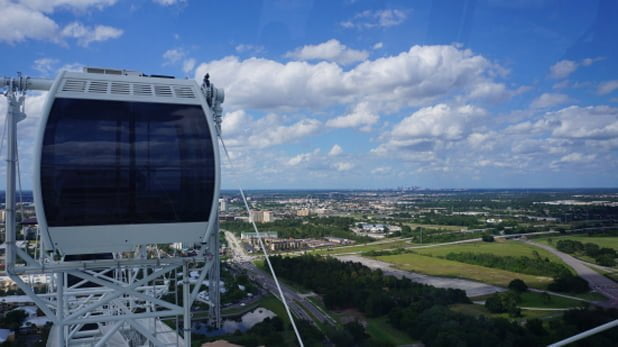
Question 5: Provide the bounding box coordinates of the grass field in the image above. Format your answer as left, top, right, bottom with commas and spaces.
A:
311, 239, 412, 255
536, 235, 618, 251
415, 240, 567, 265
251, 294, 291, 326
376, 252, 554, 289
518, 291, 587, 308
405, 223, 467, 231
365, 316, 416, 345
450, 303, 564, 321
450, 303, 491, 318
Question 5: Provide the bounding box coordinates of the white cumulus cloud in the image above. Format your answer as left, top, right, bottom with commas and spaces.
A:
288, 150, 318, 167
221, 112, 322, 149
33, 58, 59, 75
182, 58, 196, 74
598, 80, 618, 95
530, 93, 568, 108
0, 0, 121, 45
235, 44, 264, 55
61, 21, 123, 46
546, 105, 618, 140
194, 44, 508, 112
549, 60, 577, 79
152, 0, 185, 6
285, 39, 369, 65
549, 57, 603, 80
326, 102, 378, 130
391, 104, 486, 140
163, 48, 185, 64
0, 1, 59, 43
334, 161, 354, 171
341, 9, 408, 29
558, 152, 596, 163
19, 0, 117, 13
328, 144, 343, 156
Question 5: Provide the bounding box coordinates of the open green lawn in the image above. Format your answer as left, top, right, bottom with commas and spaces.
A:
569, 291, 609, 302
365, 316, 416, 346
415, 240, 567, 265
255, 294, 291, 327
536, 235, 618, 251
376, 252, 554, 289
518, 291, 587, 309
405, 223, 467, 231
311, 239, 412, 255
450, 303, 492, 318
450, 303, 564, 321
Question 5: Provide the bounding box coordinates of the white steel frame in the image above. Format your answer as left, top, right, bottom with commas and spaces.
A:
1, 72, 224, 346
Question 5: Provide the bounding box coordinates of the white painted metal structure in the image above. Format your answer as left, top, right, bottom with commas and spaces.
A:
1, 69, 224, 346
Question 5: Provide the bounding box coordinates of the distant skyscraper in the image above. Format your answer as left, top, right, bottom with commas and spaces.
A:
219, 198, 227, 212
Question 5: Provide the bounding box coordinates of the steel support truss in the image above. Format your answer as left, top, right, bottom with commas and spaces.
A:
6, 240, 220, 346
1, 74, 222, 346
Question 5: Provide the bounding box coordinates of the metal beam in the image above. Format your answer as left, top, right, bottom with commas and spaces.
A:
549, 319, 618, 347
94, 320, 124, 347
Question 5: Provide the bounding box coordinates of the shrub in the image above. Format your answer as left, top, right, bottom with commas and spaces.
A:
485, 292, 521, 317
508, 279, 528, 292
595, 254, 616, 267
482, 235, 495, 242
548, 275, 590, 293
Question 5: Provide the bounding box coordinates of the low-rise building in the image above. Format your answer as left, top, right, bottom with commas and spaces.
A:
324, 237, 354, 245
250, 210, 272, 223
296, 208, 310, 217
267, 239, 303, 251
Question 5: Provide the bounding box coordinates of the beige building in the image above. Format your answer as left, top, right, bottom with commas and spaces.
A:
250, 210, 272, 223
267, 239, 303, 251
296, 208, 310, 217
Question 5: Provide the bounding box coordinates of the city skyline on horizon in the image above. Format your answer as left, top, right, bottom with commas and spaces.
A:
1, 0, 618, 190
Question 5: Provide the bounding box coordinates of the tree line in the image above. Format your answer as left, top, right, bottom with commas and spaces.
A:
444, 252, 571, 278
268, 255, 618, 346
555, 239, 617, 266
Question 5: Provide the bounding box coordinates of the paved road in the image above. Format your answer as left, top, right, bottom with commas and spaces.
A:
328, 230, 559, 256
336, 255, 504, 297
238, 261, 337, 326
527, 241, 618, 308
224, 230, 253, 262
224, 231, 336, 326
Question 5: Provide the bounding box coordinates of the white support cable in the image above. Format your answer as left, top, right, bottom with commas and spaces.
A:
548, 319, 618, 347
0, 110, 7, 157
15, 131, 25, 226
218, 137, 304, 347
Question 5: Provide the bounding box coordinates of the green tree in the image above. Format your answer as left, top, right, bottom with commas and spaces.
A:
595, 254, 616, 267
484, 292, 521, 316
508, 279, 528, 293
1, 309, 28, 331
548, 275, 590, 293
482, 234, 495, 242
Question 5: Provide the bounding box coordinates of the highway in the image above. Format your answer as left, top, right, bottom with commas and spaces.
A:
322, 230, 560, 256
237, 261, 337, 326
527, 241, 618, 308
224, 231, 337, 327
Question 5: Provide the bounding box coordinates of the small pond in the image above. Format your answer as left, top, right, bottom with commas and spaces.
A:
193, 307, 276, 337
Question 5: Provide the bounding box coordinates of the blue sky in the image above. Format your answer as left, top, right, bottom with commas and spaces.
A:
1, 0, 617, 189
